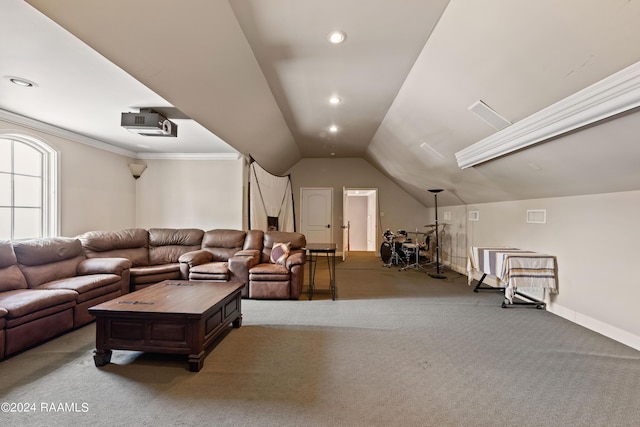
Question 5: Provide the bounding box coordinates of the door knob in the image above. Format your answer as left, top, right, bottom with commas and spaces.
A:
326, 224, 331, 228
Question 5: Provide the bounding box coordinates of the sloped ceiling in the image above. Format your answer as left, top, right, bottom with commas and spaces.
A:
19, 0, 640, 206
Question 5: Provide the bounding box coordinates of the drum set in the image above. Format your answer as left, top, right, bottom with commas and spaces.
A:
380, 226, 439, 270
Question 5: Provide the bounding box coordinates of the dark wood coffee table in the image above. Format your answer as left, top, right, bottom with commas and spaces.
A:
88, 280, 244, 372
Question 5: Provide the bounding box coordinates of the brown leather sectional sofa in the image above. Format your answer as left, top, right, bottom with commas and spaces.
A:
0, 237, 131, 360
0, 227, 306, 360
79, 227, 307, 299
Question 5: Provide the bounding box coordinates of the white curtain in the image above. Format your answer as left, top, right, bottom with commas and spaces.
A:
249, 161, 295, 232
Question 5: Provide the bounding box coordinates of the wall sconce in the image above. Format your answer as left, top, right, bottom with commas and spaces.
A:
128, 163, 147, 179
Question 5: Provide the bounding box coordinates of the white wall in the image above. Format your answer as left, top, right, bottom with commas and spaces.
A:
288, 158, 430, 251
442, 191, 640, 350
0, 120, 136, 236
135, 157, 244, 230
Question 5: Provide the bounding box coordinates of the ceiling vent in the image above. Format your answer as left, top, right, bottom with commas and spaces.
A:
121, 109, 177, 137
468, 100, 511, 130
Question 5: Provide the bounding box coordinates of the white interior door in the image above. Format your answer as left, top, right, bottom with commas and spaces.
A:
300, 187, 333, 244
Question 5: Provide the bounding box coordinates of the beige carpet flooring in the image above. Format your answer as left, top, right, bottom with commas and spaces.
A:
1, 252, 639, 426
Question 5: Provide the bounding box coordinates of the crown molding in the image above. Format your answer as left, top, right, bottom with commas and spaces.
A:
455, 60, 640, 169
0, 108, 137, 157
0, 108, 241, 161
136, 152, 241, 160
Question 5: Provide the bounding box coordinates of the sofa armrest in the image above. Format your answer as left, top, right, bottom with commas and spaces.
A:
78, 257, 132, 276
179, 249, 214, 280
285, 252, 306, 270
228, 251, 260, 286
178, 249, 213, 266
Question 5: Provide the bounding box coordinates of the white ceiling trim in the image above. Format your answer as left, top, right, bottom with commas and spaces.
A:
0, 108, 137, 158
136, 152, 242, 161
455, 60, 640, 169
0, 108, 240, 161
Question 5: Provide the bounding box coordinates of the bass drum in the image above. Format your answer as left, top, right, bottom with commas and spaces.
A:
380, 241, 406, 265
380, 241, 392, 264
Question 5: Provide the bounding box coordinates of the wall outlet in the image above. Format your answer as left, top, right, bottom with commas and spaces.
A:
443, 211, 451, 221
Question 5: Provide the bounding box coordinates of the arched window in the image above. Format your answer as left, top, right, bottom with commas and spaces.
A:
0, 134, 58, 240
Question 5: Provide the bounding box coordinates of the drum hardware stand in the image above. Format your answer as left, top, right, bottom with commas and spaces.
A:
427, 189, 446, 279
383, 243, 404, 268
400, 231, 431, 271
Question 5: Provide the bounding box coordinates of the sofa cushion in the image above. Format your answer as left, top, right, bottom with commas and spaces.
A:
13, 238, 86, 288
201, 229, 246, 261
0, 242, 28, 292
270, 242, 291, 265
249, 263, 290, 281
191, 262, 229, 275
149, 228, 204, 265
0, 289, 78, 319
37, 274, 122, 303
0, 265, 27, 292
261, 231, 306, 264
78, 228, 150, 267
130, 263, 180, 277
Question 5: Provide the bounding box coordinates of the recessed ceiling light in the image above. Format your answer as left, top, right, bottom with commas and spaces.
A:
329, 125, 338, 133
327, 30, 346, 44
329, 96, 342, 105
4, 76, 38, 87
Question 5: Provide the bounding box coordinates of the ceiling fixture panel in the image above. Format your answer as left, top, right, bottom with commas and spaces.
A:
4, 75, 38, 87
327, 30, 346, 44
468, 100, 511, 131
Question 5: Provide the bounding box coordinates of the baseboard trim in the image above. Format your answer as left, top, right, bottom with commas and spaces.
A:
547, 303, 640, 351
352, 259, 640, 350
450, 262, 640, 351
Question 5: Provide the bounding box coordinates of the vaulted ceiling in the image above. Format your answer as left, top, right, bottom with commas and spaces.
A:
4, 0, 640, 207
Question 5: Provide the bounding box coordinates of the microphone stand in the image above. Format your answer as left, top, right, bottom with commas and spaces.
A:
428, 189, 446, 279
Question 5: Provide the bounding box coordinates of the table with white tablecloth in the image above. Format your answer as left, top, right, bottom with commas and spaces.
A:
467, 247, 558, 308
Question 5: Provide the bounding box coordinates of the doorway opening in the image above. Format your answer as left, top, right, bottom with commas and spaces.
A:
344, 188, 378, 253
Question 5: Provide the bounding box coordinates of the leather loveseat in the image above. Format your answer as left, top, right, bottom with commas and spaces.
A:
0, 238, 131, 359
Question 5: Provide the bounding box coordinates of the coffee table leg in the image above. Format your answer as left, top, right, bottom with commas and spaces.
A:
232, 314, 242, 328
93, 349, 112, 366
188, 351, 205, 372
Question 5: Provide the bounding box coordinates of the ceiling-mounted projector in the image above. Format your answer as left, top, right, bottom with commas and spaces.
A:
121, 109, 177, 137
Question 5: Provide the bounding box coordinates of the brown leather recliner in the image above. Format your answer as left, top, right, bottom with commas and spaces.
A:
248, 231, 306, 299
179, 229, 263, 298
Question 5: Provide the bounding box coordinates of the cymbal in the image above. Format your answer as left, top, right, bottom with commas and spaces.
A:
424, 224, 445, 228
